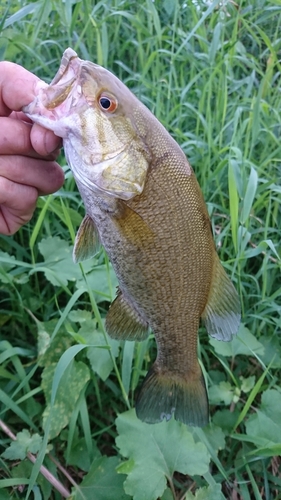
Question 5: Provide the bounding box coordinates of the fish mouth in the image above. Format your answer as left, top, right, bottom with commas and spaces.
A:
22, 49, 89, 135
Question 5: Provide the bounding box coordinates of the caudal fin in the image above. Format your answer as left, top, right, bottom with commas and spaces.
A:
135, 362, 209, 427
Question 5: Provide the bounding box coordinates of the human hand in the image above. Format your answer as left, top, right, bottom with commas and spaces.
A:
0, 62, 64, 235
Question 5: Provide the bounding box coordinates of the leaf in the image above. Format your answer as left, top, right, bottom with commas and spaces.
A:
185, 484, 223, 500
209, 381, 234, 405
66, 438, 101, 472
116, 409, 210, 500
240, 376, 255, 394
72, 456, 130, 500
42, 360, 90, 439
210, 324, 264, 358
240, 166, 258, 224
79, 321, 120, 381
161, 489, 174, 500
11, 457, 56, 500
38, 325, 72, 367
201, 425, 226, 454
1, 429, 42, 460
69, 309, 93, 323
38, 236, 82, 286
76, 263, 118, 303
0, 251, 16, 283
213, 409, 239, 434
261, 388, 281, 423
245, 389, 281, 445
259, 335, 281, 368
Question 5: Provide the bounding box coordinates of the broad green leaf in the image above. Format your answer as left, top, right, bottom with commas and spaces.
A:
38, 236, 81, 286
0, 490, 10, 500
210, 324, 264, 358
38, 325, 72, 367
209, 381, 234, 405
42, 360, 90, 439
1, 430, 42, 460
245, 389, 281, 445
66, 438, 101, 472
79, 321, 120, 381
261, 388, 281, 422
240, 376, 255, 394
161, 489, 174, 500
185, 484, 223, 500
213, 409, 239, 434
259, 335, 281, 368
76, 264, 118, 302
72, 456, 129, 500
116, 409, 210, 500
201, 425, 225, 454
69, 309, 93, 324
0, 251, 16, 283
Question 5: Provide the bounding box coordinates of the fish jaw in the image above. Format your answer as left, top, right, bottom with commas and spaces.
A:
23, 49, 87, 139
23, 48, 150, 201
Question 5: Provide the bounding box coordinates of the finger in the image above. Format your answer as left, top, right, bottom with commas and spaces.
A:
0, 116, 61, 159
0, 117, 33, 155
0, 177, 38, 235
0, 62, 61, 156
10, 111, 33, 122
0, 155, 64, 196
30, 123, 62, 156
0, 61, 45, 115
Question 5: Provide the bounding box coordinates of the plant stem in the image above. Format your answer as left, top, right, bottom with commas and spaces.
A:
0, 420, 71, 498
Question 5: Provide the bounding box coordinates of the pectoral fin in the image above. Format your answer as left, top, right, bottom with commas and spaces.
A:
73, 215, 100, 263
106, 290, 149, 341
201, 254, 241, 341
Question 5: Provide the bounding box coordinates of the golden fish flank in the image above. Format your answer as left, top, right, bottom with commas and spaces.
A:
23, 48, 241, 427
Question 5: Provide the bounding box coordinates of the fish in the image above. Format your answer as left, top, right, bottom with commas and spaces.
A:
23, 48, 241, 427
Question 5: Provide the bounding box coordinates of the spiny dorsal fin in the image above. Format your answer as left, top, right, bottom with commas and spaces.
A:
106, 290, 150, 341
73, 215, 100, 263
201, 253, 241, 341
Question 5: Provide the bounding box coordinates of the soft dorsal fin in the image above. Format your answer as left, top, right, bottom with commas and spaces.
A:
201, 253, 241, 341
73, 215, 100, 263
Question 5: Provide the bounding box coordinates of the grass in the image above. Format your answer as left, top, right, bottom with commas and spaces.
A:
0, 0, 281, 499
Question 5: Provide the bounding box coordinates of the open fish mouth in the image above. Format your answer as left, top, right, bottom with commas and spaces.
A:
22, 49, 90, 136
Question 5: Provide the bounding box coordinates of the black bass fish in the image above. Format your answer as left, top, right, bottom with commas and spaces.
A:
23, 48, 241, 427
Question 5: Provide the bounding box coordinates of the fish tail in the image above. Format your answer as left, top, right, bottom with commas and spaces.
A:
135, 361, 209, 427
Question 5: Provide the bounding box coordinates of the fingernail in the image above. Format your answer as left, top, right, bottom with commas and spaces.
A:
44, 129, 61, 154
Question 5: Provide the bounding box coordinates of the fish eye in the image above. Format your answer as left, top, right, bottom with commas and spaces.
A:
98, 94, 118, 113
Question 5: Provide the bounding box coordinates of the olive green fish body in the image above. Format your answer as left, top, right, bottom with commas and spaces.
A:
23, 48, 241, 427
77, 124, 217, 426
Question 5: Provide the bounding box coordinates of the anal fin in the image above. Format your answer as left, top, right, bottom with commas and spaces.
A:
201, 253, 241, 341
73, 215, 100, 263
105, 291, 149, 341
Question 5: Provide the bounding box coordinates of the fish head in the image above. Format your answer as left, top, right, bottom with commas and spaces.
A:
23, 48, 150, 200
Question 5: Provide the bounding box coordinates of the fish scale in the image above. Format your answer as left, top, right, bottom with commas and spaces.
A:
23, 47, 241, 427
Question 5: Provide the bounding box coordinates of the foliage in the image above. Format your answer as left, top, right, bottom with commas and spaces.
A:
0, 0, 280, 498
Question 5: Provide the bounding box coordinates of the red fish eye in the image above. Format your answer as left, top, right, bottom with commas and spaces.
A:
98, 95, 118, 112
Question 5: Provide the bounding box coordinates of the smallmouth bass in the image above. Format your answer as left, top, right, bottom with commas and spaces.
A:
24, 48, 241, 427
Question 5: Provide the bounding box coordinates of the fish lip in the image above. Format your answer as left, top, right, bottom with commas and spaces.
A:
50, 48, 79, 86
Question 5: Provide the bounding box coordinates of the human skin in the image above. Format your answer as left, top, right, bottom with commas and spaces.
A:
0, 61, 64, 235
